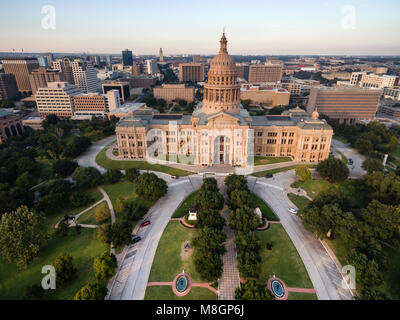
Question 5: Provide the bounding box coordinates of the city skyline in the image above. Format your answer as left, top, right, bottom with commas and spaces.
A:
1, 0, 400, 55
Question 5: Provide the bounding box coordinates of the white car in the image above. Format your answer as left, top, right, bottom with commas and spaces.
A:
289, 208, 298, 214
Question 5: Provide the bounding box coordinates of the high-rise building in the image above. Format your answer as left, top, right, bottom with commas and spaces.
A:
122, 49, 133, 67
0, 74, 19, 100
45, 53, 54, 64
51, 57, 75, 85
35, 82, 82, 118
248, 63, 283, 83
132, 64, 141, 76
307, 87, 383, 123
29, 67, 64, 95
2, 57, 40, 92
71, 60, 98, 93
179, 63, 205, 82
159, 48, 164, 62
145, 59, 159, 75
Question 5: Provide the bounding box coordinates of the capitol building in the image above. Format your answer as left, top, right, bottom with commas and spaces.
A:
116, 33, 333, 167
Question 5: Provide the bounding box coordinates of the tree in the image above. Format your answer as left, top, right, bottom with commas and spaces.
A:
317, 157, 349, 182
93, 252, 118, 281
103, 169, 122, 184
354, 138, 373, 155
235, 280, 274, 300
225, 175, 248, 196
229, 190, 252, 211
115, 197, 125, 214
125, 168, 140, 182
194, 189, 224, 211
73, 282, 108, 300
0, 206, 47, 269
24, 284, 46, 300
360, 200, 400, 244
196, 209, 226, 230
228, 206, 259, 232
64, 136, 91, 158
95, 203, 110, 223
134, 173, 167, 201
362, 158, 383, 174
296, 165, 311, 182
237, 249, 261, 278
364, 171, 400, 205
54, 253, 77, 286
69, 191, 90, 208
72, 167, 103, 188
52, 159, 79, 178
102, 220, 132, 248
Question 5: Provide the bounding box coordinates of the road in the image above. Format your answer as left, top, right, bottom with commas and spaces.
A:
108, 176, 204, 300
331, 139, 366, 178
76, 135, 117, 173
248, 172, 354, 300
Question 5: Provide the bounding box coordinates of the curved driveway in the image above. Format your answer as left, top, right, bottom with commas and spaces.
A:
331, 139, 366, 178
248, 173, 353, 300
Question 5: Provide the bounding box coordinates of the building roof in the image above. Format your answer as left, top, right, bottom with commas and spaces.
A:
0, 110, 13, 118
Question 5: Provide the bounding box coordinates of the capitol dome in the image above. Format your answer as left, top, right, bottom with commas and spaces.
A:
203, 33, 241, 115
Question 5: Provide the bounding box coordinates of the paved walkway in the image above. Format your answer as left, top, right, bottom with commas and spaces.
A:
146, 282, 218, 295
217, 178, 240, 300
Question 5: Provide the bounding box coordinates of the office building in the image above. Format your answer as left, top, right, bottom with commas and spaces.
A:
240, 87, 290, 106
73, 90, 120, 116
71, 60, 98, 93
2, 57, 40, 92
51, 57, 75, 85
179, 63, 205, 82
35, 82, 82, 118
0, 73, 19, 100
307, 87, 382, 123
102, 81, 130, 102
248, 64, 283, 83
153, 83, 195, 102
145, 59, 159, 75
29, 67, 64, 95
122, 49, 133, 67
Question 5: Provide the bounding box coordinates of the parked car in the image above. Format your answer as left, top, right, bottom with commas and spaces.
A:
171, 175, 179, 179
140, 221, 151, 228
266, 174, 273, 179
348, 158, 354, 165
132, 236, 142, 244
289, 208, 298, 214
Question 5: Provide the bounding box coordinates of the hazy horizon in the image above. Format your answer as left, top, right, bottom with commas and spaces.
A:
1, 0, 400, 56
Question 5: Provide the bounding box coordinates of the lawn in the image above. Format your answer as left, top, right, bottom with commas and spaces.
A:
101, 181, 157, 210
390, 144, 400, 167
251, 165, 316, 178
291, 179, 335, 199
172, 190, 200, 218
45, 188, 103, 229
287, 193, 311, 210
148, 221, 202, 283
0, 228, 108, 300
256, 224, 313, 289
76, 201, 108, 225
251, 193, 279, 221
288, 292, 318, 300
337, 151, 348, 164
144, 286, 217, 300
254, 156, 292, 166
96, 147, 193, 176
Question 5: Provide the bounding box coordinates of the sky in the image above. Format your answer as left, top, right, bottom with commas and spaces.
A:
0, 0, 399, 55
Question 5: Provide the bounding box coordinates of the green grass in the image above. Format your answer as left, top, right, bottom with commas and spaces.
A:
144, 286, 217, 300
101, 182, 138, 208
256, 224, 313, 289
251, 165, 316, 178
148, 221, 202, 283
172, 190, 200, 218
287, 193, 311, 210
390, 144, 400, 167
45, 188, 103, 230
324, 238, 349, 267
251, 193, 279, 221
77, 201, 108, 225
254, 156, 292, 166
288, 292, 318, 300
291, 179, 335, 199
96, 147, 193, 176
333, 135, 349, 144
0, 228, 108, 300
